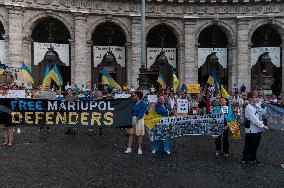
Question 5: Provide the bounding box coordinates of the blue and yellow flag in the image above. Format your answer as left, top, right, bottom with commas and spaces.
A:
157, 72, 166, 89
221, 85, 229, 99
207, 71, 219, 93
172, 71, 179, 93
0, 65, 8, 75
102, 68, 121, 89
49, 65, 63, 87
21, 63, 34, 84
41, 66, 51, 90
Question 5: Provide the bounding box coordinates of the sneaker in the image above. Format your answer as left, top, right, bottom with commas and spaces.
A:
88, 131, 92, 136
39, 127, 44, 132
124, 148, 131, 154
215, 151, 221, 156
46, 127, 51, 132
152, 150, 156, 154
138, 148, 142, 155
166, 151, 171, 155
17, 128, 21, 134
223, 153, 229, 157
241, 160, 249, 166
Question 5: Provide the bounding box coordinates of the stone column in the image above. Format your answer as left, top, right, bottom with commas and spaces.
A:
228, 44, 237, 93
8, 5, 24, 68
237, 17, 250, 91
74, 13, 89, 87
22, 37, 32, 68
130, 16, 141, 89
125, 42, 132, 86
184, 18, 198, 84
281, 44, 284, 99
69, 39, 75, 85
4, 34, 9, 65
177, 44, 185, 84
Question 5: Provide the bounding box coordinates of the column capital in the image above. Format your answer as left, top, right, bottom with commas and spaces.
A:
73, 12, 88, 21
87, 40, 93, 47
23, 37, 33, 44
6, 5, 24, 15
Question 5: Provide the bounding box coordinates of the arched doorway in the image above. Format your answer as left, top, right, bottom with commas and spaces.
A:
0, 21, 5, 66
251, 24, 282, 95
92, 21, 126, 90
198, 24, 229, 89
31, 17, 71, 87
146, 24, 178, 89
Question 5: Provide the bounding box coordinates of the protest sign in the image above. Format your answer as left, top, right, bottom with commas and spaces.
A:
187, 84, 200, 94
8, 90, 26, 98
114, 94, 131, 99
148, 114, 224, 141
177, 99, 189, 114
0, 98, 132, 128
148, 95, 158, 103
266, 104, 284, 130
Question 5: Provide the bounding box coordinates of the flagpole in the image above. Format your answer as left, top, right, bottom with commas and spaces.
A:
137, 0, 149, 94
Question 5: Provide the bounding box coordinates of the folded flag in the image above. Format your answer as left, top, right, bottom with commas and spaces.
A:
49, 64, 63, 87
228, 120, 241, 140
102, 68, 121, 90
21, 63, 34, 84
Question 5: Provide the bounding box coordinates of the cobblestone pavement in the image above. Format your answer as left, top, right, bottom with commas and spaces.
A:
0, 127, 283, 188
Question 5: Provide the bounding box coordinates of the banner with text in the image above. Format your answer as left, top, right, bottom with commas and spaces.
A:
0, 98, 132, 128
148, 114, 224, 141
93, 46, 125, 67
147, 48, 176, 68
266, 104, 284, 130
251, 47, 280, 67
198, 48, 227, 68
33, 42, 70, 66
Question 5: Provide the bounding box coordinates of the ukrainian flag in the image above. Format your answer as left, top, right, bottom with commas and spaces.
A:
157, 72, 166, 89
102, 68, 121, 89
21, 63, 34, 84
207, 71, 219, 93
172, 71, 179, 93
221, 85, 229, 99
49, 64, 63, 86
41, 66, 51, 90
0, 65, 7, 75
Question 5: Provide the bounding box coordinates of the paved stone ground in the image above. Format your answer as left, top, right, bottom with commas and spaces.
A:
0, 127, 283, 188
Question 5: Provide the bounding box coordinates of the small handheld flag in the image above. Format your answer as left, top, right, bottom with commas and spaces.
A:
157, 72, 166, 89
221, 85, 229, 99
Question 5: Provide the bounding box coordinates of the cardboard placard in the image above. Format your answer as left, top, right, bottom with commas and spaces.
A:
35, 91, 57, 100
187, 84, 201, 94
114, 94, 131, 99
177, 99, 189, 114
8, 90, 26, 98
147, 95, 158, 103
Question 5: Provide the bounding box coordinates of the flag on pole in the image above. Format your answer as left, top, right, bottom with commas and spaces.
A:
172, 71, 179, 93
49, 65, 63, 87
157, 72, 166, 90
221, 85, 229, 99
0, 65, 8, 75
41, 66, 51, 90
21, 63, 34, 84
207, 71, 219, 93
102, 68, 121, 89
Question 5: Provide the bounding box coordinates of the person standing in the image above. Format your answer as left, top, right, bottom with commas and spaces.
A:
125, 90, 147, 155
242, 91, 269, 165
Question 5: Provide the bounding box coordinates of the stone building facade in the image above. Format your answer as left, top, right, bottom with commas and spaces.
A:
0, 0, 283, 95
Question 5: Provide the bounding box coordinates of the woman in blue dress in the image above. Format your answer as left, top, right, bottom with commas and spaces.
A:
150, 95, 173, 155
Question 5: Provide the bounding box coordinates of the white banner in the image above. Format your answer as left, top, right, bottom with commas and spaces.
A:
198, 48, 227, 68
0, 40, 5, 65
147, 48, 176, 68
114, 94, 131, 99
93, 46, 125, 67
33, 42, 70, 66
177, 99, 189, 114
251, 47, 280, 67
